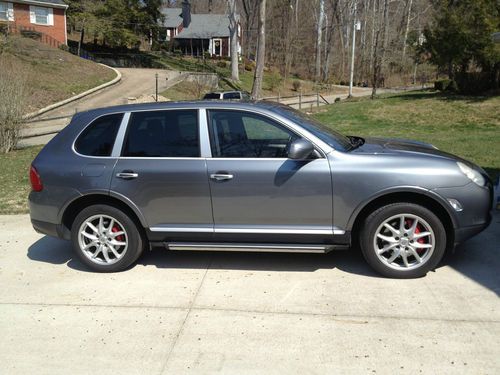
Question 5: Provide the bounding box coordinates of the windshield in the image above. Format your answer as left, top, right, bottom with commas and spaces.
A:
277, 106, 352, 151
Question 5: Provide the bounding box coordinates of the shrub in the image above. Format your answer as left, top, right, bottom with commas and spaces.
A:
217, 61, 227, 68
0, 63, 26, 153
434, 79, 451, 91
455, 72, 496, 95
244, 63, 253, 71
267, 70, 282, 91
446, 80, 458, 92
20, 30, 42, 40
292, 80, 301, 91
334, 97, 341, 103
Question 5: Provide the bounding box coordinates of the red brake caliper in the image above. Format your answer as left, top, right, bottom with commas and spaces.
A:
414, 222, 426, 254
112, 225, 124, 243
406, 219, 426, 254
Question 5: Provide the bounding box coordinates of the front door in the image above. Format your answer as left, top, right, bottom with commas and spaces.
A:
213, 38, 222, 56
110, 109, 213, 235
206, 109, 333, 243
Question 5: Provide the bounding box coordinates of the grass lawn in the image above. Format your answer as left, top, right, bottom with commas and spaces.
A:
1, 36, 116, 112
0, 146, 42, 214
313, 90, 500, 180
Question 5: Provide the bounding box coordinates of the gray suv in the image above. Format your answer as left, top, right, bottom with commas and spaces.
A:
29, 101, 493, 278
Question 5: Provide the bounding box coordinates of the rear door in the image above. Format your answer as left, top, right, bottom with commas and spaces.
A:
110, 109, 213, 234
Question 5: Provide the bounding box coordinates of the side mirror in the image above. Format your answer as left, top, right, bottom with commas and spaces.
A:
288, 138, 314, 160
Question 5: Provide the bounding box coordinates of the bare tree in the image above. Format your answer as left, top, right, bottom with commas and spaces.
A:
251, 0, 266, 99
0, 59, 26, 153
228, 0, 239, 81
315, 0, 325, 82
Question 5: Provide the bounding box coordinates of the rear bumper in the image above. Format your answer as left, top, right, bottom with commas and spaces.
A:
31, 219, 70, 240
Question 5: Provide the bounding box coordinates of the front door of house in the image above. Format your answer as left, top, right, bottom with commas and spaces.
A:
213, 39, 222, 56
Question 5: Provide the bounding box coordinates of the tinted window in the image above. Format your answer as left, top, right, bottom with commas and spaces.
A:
123, 110, 199, 157
208, 110, 299, 158
203, 93, 221, 99
75, 113, 123, 156
223, 92, 241, 100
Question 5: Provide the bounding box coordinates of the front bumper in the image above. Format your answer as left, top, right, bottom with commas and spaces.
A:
434, 181, 493, 245
454, 213, 492, 245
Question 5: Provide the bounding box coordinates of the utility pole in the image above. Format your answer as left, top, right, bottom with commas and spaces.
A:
348, 2, 357, 98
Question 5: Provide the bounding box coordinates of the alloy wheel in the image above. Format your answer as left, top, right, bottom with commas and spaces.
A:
78, 214, 128, 265
373, 213, 435, 270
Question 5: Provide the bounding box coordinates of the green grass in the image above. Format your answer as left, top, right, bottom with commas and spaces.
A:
0, 146, 42, 214
313, 90, 500, 180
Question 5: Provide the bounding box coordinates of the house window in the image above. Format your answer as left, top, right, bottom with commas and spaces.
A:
29, 5, 53, 26
0, 2, 14, 21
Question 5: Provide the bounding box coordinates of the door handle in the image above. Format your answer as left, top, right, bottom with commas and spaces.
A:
116, 171, 139, 179
210, 173, 234, 181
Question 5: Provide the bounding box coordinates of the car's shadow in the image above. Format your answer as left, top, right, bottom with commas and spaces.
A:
26, 236, 376, 277
27, 214, 500, 295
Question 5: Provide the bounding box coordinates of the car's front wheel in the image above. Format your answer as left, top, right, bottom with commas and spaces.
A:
360, 202, 447, 278
71, 205, 144, 272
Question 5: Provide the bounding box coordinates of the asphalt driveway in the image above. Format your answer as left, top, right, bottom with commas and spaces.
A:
0, 213, 499, 374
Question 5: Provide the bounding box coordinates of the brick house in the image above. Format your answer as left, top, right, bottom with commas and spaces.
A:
161, 0, 241, 58
0, 0, 68, 45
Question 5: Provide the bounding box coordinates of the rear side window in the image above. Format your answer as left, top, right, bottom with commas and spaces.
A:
75, 113, 123, 156
123, 110, 199, 157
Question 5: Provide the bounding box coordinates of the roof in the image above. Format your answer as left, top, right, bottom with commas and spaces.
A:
175, 14, 239, 39
12, 0, 68, 9
77, 100, 286, 119
161, 8, 183, 28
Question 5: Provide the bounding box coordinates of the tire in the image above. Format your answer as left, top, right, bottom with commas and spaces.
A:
359, 202, 446, 278
71, 204, 144, 272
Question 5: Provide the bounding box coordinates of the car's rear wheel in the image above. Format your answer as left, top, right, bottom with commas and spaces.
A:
360, 202, 446, 278
71, 205, 144, 272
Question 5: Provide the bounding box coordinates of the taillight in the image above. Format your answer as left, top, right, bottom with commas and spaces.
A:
30, 165, 43, 192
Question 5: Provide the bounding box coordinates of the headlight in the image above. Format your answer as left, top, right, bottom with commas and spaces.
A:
457, 162, 485, 186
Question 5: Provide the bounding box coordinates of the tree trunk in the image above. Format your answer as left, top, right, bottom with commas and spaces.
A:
401, 0, 413, 62
251, 0, 266, 99
228, 0, 239, 81
315, 0, 325, 82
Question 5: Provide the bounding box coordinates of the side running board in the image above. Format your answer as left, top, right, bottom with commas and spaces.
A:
165, 242, 336, 253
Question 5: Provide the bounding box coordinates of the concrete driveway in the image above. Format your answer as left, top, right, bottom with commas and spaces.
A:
0, 213, 499, 374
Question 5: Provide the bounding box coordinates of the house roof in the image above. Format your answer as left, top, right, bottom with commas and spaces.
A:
161, 8, 183, 28
12, 0, 69, 9
175, 14, 238, 39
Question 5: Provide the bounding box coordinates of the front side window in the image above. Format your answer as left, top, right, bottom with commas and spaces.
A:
30, 6, 52, 25
123, 110, 199, 157
75, 113, 123, 157
208, 110, 299, 158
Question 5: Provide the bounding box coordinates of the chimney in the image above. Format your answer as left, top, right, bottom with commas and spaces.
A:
182, 0, 191, 28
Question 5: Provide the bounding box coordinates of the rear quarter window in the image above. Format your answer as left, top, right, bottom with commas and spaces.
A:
75, 113, 123, 156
